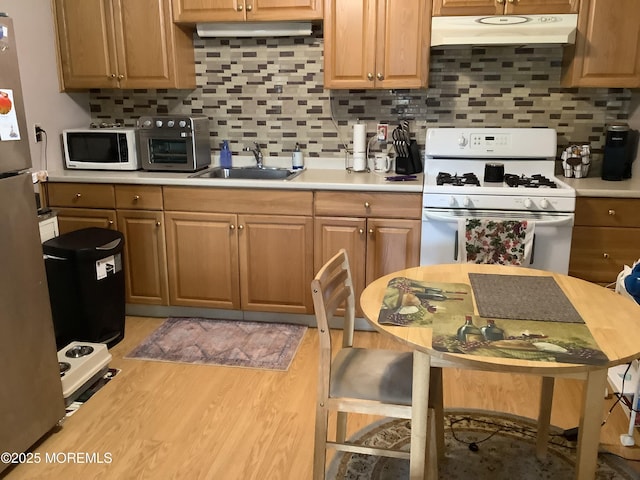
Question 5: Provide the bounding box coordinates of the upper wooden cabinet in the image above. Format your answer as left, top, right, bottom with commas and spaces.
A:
561, 0, 640, 88
52, 0, 196, 90
432, 0, 578, 16
173, 0, 323, 23
324, 0, 430, 89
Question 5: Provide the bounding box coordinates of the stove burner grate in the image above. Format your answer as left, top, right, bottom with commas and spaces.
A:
504, 173, 558, 188
436, 172, 480, 186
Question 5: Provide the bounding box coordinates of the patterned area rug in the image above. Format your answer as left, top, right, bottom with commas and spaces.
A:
328, 411, 637, 479
126, 317, 307, 370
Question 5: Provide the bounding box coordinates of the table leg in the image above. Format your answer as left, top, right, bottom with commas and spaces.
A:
536, 376, 554, 460
575, 368, 607, 480
411, 350, 434, 480
431, 367, 445, 460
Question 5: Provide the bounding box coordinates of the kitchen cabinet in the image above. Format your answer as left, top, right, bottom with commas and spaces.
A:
432, 0, 578, 16
163, 187, 314, 313
45, 183, 117, 233
52, 0, 196, 90
173, 0, 323, 23
115, 185, 169, 306
323, 0, 430, 89
314, 191, 422, 313
561, 0, 640, 88
569, 197, 640, 284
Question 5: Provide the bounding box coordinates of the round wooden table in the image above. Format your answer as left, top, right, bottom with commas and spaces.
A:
360, 263, 640, 480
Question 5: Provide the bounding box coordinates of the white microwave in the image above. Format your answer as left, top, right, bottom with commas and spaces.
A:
63, 127, 140, 171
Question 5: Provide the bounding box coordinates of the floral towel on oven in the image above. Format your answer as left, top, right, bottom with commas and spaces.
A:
458, 218, 535, 266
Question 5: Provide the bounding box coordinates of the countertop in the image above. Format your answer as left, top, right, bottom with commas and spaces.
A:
44, 157, 424, 193
561, 175, 640, 198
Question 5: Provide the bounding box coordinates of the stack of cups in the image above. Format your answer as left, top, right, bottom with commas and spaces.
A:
352, 123, 367, 171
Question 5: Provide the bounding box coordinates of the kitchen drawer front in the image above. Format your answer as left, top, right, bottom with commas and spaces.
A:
47, 182, 115, 209
574, 197, 640, 228
115, 185, 163, 210
314, 191, 422, 219
569, 226, 640, 283
163, 187, 313, 215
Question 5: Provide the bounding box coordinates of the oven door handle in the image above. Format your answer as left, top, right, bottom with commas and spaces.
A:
423, 211, 574, 227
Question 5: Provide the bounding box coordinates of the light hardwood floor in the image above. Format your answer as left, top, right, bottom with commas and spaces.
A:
4, 316, 640, 480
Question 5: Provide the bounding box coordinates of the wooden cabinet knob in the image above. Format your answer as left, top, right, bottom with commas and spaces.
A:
368, 228, 374, 234
246, 4, 252, 11
229, 224, 235, 230
376, 73, 384, 81
364, 202, 370, 208
156, 221, 161, 227
133, 195, 140, 201
496, 0, 504, 3
358, 228, 364, 234
108, 220, 114, 225
608, 209, 616, 216
238, 224, 244, 230
75, 193, 82, 199
603, 253, 610, 259
367, 73, 374, 81
237, 4, 243, 11
109, 74, 116, 79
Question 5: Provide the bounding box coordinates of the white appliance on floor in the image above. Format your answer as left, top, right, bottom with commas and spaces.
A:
58, 341, 112, 406
421, 128, 576, 274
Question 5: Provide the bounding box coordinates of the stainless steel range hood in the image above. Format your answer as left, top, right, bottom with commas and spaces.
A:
431, 14, 578, 47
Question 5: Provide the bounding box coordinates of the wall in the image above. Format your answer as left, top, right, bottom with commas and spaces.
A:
88, 26, 633, 176
0, 0, 90, 173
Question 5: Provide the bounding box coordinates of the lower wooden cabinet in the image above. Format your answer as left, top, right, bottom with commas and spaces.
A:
55, 207, 117, 234
569, 197, 640, 284
46, 183, 117, 234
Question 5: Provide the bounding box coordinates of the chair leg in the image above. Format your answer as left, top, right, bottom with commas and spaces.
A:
336, 411, 348, 443
313, 402, 329, 480
427, 408, 439, 480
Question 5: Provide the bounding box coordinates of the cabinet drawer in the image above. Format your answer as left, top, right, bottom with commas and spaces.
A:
47, 183, 115, 209
314, 191, 421, 219
163, 187, 313, 215
569, 226, 640, 283
115, 185, 163, 210
574, 197, 640, 227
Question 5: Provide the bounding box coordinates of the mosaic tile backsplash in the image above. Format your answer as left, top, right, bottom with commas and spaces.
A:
89, 26, 631, 172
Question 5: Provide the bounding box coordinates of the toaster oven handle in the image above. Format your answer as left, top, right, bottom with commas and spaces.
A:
96, 238, 122, 251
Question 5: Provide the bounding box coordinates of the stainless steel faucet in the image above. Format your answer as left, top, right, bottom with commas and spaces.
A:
244, 142, 264, 168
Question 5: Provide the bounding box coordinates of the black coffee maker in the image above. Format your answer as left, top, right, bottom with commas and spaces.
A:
601, 123, 638, 181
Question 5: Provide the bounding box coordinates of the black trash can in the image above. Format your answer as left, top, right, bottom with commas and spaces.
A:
43, 227, 125, 349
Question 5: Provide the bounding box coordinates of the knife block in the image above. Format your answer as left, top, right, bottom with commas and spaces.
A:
395, 140, 423, 175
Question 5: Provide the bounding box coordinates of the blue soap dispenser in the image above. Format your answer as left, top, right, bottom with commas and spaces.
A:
220, 141, 232, 168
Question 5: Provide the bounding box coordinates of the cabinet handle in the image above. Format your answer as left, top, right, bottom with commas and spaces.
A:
75, 193, 82, 199
246, 4, 252, 11
358, 228, 364, 235
369, 228, 374, 235
229, 224, 235, 230
117, 74, 124, 80
603, 253, 610, 259
367, 73, 374, 81
237, 4, 243, 11
133, 195, 140, 201
376, 73, 384, 81
507, 0, 515, 3
156, 221, 161, 227
364, 202, 370, 208
608, 209, 616, 216
497, 0, 504, 3
238, 225, 244, 230
108, 220, 114, 225
108, 73, 116, 79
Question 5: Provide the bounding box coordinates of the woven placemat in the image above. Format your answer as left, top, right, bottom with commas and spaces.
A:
468, 273, 584, 323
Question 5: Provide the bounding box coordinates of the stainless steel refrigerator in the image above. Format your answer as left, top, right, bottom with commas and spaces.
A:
0, 13, 65, 473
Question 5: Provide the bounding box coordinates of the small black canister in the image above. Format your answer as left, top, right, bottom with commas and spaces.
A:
484, 163, 505, 183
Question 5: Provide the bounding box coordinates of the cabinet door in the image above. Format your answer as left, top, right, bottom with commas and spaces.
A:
165, 212, 240, 309
569, 226, 640, 284
112, 0, 195, 89
173, 0, 246, 22
250, 0, 323, 20
376, 0, 430, 89
314, 217, 367, 312
505, 0, 578, 14
323, 0, 377, 88
117, 210, 169, 305
238, 214, 314, 313
53, 0, 118, 89
561, 0, 640, 88
55, 208, 117, 234
365, 218, 421, 284
432, 0, 502, 16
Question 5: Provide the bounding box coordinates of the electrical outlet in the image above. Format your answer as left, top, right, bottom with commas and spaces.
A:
34, 124, 42, 143
377, 123, 388, 142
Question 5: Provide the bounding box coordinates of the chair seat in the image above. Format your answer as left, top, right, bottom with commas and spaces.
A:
330, 348, 413, 405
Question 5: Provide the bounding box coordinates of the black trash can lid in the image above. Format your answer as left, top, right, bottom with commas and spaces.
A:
43, 227, 124, 259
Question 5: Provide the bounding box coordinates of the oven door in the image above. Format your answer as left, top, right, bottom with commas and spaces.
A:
420, 208, 575, 274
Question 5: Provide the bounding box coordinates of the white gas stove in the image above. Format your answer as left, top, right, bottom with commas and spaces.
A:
58, 341, 112, 406
421, 128, 576, 274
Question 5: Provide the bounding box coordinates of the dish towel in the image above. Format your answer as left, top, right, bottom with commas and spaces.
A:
458, 218, 535, 266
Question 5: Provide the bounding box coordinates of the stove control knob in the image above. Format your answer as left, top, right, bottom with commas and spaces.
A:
449, 196, 457, 207
463, 196, 472, 207
155, 120, 163, 128
457, 135, 468, 147
167, 120, 175, 127
524, 198, 533, 209
540, 198, 550, 209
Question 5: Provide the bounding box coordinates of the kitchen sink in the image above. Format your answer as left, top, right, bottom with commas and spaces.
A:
190, 166, 303, 181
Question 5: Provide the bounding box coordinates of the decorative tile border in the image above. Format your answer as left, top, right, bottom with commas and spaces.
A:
89, 27, 631, 169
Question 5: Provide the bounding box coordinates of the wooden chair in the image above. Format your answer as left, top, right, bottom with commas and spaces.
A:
311, 249, 441, 480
